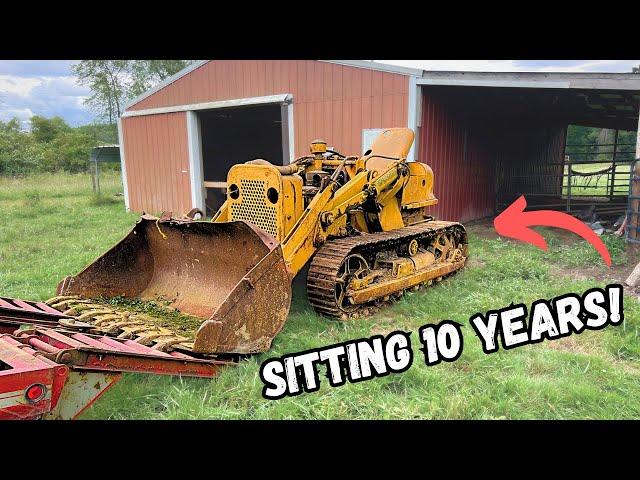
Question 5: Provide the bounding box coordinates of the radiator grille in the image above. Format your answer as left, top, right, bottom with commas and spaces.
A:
230, 179, 278, 237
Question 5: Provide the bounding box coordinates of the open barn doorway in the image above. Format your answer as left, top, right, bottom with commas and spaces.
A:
198, 102, 291, 216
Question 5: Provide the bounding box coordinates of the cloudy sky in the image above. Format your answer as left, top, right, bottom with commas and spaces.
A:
0, 60, 638, 127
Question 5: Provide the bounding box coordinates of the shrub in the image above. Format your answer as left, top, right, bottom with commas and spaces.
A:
0, 117, 115, 176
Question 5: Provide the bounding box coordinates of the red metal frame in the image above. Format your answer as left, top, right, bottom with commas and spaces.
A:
0, 334, 69, 420
0, 297, 230, 420
15, 327, 229, 378
0, 296, 70, 327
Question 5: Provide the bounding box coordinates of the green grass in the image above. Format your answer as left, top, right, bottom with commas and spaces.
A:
0, 172, 138, 300
562, 162, 631, 197
0, 172, 638, 419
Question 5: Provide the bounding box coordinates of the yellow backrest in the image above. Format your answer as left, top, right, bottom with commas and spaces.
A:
364, 128, 415, 174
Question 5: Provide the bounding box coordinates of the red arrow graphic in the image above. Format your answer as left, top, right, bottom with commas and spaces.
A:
494, 195, 611, 267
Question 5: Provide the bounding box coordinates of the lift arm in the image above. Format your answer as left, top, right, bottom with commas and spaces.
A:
281, 161, 408, 277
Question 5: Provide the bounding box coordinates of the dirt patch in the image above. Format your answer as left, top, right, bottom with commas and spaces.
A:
465, 218, 499, 240
546, 334, 602, 356
550, 242, 640, 300
466, 257, 486, 268
467, 217, 600, 245
544, 329, 640, 376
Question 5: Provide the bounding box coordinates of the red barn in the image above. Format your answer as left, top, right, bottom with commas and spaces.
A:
118, 60, 640, 223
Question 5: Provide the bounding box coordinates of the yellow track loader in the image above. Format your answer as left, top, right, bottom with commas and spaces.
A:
55, 128, 468, 356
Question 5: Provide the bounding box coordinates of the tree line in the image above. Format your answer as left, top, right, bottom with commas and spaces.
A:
0, 61, 191, 176
566, 125, 637, 163
0, 116, 118, 175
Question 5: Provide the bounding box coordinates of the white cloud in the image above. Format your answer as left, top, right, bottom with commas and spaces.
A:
377, 60, 522, 72
0, 70, 92, 126
376, 59, 640, 73
1, 60, 639, 127
0, 75, 41, 97
531, 60, 639, 73
0, 107, 34, 122
0, 60, 78, 77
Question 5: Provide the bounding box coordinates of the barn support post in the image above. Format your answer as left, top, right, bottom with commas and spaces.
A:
280, 98, 294, 164
186, 111, 206, 214
566, 156, 572, 213
407, 76, 420, 162
116, 118, 130, 211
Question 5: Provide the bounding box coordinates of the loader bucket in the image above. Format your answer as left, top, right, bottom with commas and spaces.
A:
56, 215, 292, 355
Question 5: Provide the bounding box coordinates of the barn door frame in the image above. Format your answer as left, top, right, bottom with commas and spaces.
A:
185, 93, 294, 215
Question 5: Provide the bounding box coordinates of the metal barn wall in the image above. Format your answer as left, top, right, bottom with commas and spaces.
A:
120, 112, 192, 213
418, 89, 496, 222
126, 60, 410, 157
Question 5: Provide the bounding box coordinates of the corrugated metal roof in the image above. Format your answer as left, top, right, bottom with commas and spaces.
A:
125, 62, 640, 114
90, 145, 120, 163
419, 71, 640, 90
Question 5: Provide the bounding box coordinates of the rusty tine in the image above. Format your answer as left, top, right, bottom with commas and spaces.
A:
76, 309, 114, 321
45, 295, 79, 305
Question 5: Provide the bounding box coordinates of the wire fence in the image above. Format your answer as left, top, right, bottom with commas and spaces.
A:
497, 142, 635, 214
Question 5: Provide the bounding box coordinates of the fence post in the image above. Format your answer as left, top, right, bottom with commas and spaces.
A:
566, 156, 572, 213
95, 159, 101, 195
609, 129, 618, 200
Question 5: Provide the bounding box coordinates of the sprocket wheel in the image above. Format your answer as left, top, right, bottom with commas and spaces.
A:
335, 253, 370, 313
432, 232, 457, 262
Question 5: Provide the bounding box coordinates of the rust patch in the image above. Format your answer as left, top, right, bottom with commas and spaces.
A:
56, 216, 292, 355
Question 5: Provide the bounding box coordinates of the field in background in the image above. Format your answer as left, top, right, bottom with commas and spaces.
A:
562, 161, 632, 197
0, 172, 639, 419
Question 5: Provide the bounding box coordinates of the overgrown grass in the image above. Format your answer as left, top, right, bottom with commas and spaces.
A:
0, 173, 638, 419
0, 172, 137, 300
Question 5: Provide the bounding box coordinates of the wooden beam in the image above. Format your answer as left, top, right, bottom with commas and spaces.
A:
204, 181, 227, 189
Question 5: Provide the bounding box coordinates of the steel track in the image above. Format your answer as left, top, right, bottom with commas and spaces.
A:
306, 221, 467, 319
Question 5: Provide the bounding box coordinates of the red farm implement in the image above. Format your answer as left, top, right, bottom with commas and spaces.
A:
0, 296, 228, 420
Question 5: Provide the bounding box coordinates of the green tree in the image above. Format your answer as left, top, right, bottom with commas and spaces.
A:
128, 60, 194, 97
0, 117, 22, 133
72, 60, 194, 124
30, 115, 71, 143
77, 123, 118, 145
0, 116, 119, 176
0, 119, 42, 175
44, 130, 95, 172
72, 60, 129, 125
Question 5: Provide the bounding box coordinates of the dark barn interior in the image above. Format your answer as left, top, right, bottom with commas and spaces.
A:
199, 103, 285, 214
417, 75, 640, 224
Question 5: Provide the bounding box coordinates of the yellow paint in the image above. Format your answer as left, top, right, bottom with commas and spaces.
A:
401, 162, 438, 208
212, 128, 443, 278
